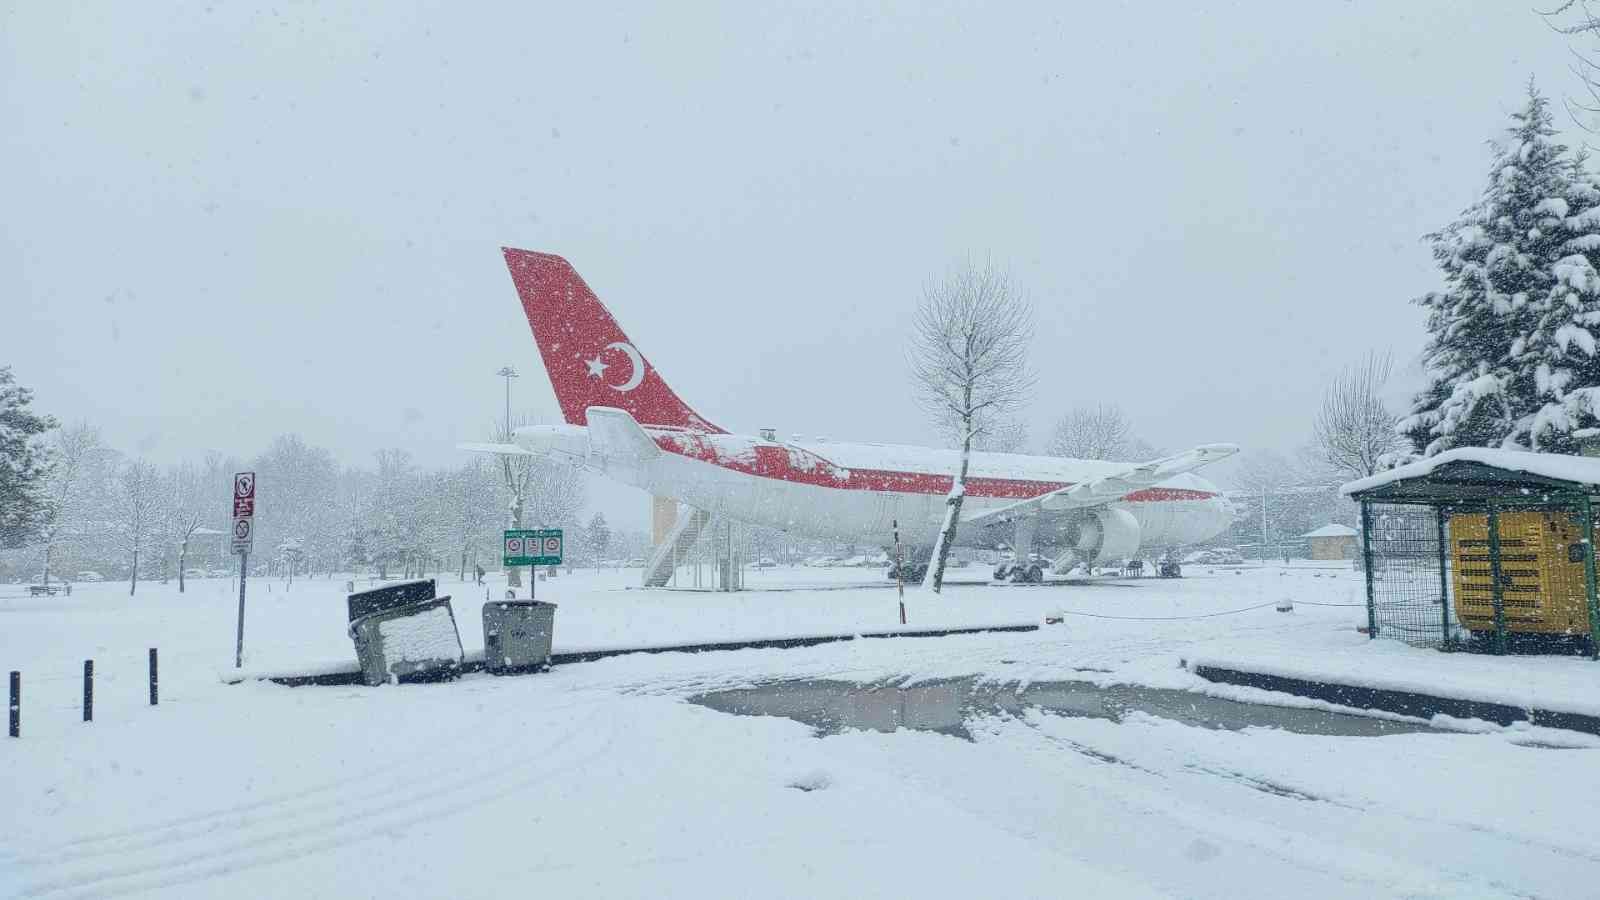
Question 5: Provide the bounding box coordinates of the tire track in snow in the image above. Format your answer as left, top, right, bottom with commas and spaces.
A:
980, 711, 1524, 898
21, 693, 590, 867
15, 699, 615, 900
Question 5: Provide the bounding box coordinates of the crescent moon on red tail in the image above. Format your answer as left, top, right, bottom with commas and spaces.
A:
605, 341, 645, 392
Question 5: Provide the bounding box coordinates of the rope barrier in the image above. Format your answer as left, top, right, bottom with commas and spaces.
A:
1049, 601, 1281, 621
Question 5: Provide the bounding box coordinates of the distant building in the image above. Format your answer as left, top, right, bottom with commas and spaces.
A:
1301, 523, 1359, 560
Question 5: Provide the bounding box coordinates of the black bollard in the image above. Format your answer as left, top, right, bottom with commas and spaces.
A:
83, 659, 93, 722
149, 648, 158, 706
8, 671, 18, 738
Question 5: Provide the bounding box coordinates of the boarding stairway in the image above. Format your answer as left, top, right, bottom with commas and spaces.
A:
643, 506, 714, 587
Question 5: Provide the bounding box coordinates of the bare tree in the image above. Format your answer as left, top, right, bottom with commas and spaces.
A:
586, 512, 611, 572
443, 459, 499, 581
371, 448, 424, 578
1230, 450, 1296, 561
908, 259, 1034, 593
1313, 351, 1400, 480
493, 416, 586, 587
971, 413, 1030, 453
1542, 2, 1600, 127
36, 423, 107, 587
1046, 405, 1137, 460
112, 459, 161, 596
253, 435, 340, 578
163, 457, 221, 593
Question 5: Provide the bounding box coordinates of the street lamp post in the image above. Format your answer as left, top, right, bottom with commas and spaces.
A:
496, 366, 521, 594
496, 366, 519, 438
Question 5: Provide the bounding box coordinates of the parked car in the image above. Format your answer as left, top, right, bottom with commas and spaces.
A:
624, 558, 644, 567
76, 571, 103, 581
183, 568, 207, 578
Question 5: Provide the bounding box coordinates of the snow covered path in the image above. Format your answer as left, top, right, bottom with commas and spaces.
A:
4, 565, 1600, 897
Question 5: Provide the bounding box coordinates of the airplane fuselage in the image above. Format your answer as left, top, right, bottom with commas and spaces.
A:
518, 421, 1233, 560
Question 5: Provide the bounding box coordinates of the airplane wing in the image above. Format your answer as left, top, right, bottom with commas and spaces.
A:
962, 443, 1239, 529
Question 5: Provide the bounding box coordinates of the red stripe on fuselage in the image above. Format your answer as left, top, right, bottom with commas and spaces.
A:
649, 433, 1217, 503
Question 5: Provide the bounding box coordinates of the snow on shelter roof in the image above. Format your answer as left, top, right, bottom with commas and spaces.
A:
1301, 524, 1358, 539
1341, 448, 1600, 498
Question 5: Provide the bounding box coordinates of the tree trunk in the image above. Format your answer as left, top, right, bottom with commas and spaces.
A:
924, 417, 973, 594
507, 498, 524, 588
43, 542, 52, 589
130, 547, 139, 597
178, 540, 188, 593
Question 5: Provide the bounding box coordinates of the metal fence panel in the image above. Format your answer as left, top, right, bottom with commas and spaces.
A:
1365, 503, 1457, 650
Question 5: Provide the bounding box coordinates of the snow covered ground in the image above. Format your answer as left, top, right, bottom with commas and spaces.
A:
4, 564, 1600, 898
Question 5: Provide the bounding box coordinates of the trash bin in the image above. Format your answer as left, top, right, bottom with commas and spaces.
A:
348, 579, 436, 624
482, 600, 557, 673
349, 596, 464, 686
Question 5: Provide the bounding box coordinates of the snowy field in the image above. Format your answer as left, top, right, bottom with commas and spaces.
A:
5, 564, 1600, 898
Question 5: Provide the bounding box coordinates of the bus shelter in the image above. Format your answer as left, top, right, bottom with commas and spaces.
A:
1342, 448, 1600, 657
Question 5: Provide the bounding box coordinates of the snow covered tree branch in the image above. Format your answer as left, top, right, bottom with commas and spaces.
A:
1047, 405, 1137, 461
907, 258, 1034, 593
1314, 351, 1400, 479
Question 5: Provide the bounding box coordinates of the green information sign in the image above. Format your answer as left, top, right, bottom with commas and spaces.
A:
503, 528, 563, 567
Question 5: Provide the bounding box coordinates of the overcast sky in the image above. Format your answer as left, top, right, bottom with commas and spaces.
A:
4, 2, 1597, 525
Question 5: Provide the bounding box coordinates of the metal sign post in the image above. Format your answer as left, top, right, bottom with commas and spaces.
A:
231, 472, 256, 668
504, 529, 563, 599
893, 518, 906, 625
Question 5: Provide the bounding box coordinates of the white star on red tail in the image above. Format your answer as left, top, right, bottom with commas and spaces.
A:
584, 355, 609, 378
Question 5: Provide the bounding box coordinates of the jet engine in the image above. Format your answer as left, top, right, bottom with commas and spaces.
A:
1051, 507, 1141, 572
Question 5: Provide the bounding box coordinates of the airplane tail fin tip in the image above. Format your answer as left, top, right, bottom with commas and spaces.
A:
501, 248, 724, 434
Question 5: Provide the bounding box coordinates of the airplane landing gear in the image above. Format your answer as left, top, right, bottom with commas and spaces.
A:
997, 562, 1043, 583
995, 516, 1045, 584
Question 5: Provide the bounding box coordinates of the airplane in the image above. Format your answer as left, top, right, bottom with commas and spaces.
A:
468, 248, 1238, 586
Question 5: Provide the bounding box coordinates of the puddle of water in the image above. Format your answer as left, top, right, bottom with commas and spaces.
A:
690, 676, 1436, 740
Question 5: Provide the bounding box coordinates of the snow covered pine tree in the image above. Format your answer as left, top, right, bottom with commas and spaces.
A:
0, 366, 57, 549
1404, 84, 1600, 455
1514, 142, 1600, 451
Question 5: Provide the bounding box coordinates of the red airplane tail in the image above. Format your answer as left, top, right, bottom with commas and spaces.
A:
501, 248, 725, 433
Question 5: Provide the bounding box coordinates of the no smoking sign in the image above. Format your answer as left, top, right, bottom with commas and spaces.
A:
230, 471, 256, 555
